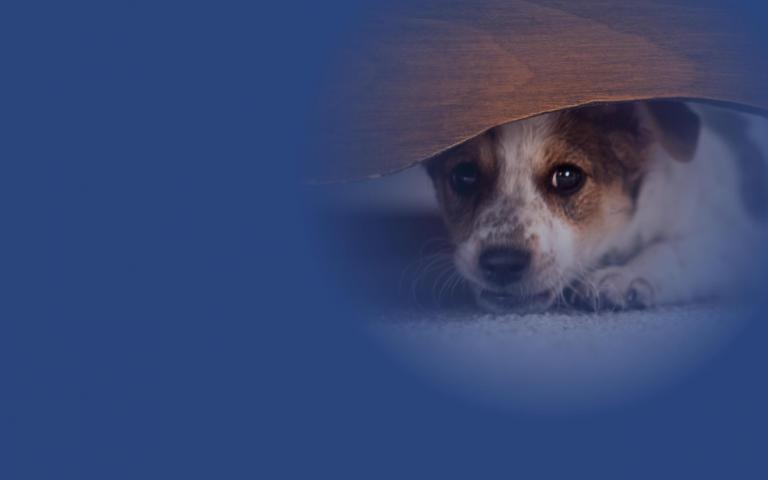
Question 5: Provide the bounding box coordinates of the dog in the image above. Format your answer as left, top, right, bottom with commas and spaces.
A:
425, 101, 768, 313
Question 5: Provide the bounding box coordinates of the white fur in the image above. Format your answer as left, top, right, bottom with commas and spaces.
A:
453, 103, 768, 310
595, 104, 768, 305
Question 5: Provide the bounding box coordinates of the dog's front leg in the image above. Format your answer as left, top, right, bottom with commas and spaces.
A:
568, 238, 731, 311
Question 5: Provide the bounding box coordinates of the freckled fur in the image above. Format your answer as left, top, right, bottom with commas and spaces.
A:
426, 101, 768, 312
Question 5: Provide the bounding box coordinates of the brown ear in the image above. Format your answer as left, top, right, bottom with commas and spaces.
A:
569, 102, 645, 141
567, 102, 653, 171
644, 100, 701, 162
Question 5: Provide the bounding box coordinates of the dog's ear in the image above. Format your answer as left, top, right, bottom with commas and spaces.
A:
644, 100, 701, 162
573, 102, 641, 132
568, 102, 653, 171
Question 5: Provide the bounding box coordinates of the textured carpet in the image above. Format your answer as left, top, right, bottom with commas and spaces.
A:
312, 167, 749, 410
371, 304, 746, 411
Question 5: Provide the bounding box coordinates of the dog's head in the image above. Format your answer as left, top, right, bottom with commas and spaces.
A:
425, 101, 700, 312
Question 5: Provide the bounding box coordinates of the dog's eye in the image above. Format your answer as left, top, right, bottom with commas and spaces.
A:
450, 162, 480, 195
550, 164, 585, 195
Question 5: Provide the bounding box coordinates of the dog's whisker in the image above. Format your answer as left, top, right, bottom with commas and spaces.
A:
448, 271, 466, 299
437, 268, 464, 306
403, 250, 455, 308
412, 101, 748, 313
432, 263, 458, 306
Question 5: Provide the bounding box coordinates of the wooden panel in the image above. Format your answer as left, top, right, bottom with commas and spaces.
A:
312, 0, 768, 182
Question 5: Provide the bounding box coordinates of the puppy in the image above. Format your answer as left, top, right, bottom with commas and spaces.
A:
425, 101, 768, 313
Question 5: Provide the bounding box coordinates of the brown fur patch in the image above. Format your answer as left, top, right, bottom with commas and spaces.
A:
427, 103, 654, 248
425, 129, 499, 241
538, 103, 651, 225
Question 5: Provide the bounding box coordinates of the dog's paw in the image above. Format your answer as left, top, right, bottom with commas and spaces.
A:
564, 267, 656, 312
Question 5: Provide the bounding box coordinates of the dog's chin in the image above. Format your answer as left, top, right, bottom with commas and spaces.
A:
474, 288, 554, 315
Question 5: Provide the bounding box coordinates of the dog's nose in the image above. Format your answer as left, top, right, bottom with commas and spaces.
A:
479, 247, 531, 286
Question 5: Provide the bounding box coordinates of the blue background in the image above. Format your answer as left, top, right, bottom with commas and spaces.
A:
4, 0, 768, 478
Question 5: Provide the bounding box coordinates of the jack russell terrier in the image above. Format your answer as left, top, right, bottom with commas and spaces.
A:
425, 101, 768, 313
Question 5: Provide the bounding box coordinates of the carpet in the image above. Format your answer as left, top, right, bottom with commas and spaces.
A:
312, 167, 749, 411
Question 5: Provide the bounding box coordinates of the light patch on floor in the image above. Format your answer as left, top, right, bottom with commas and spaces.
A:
311, 141, 760, 412
373, 304, 749, 412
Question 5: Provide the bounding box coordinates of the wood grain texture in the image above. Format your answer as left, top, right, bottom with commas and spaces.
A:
313, 0, 768, 182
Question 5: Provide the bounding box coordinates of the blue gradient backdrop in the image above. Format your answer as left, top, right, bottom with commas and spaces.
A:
5, 0, 768, 478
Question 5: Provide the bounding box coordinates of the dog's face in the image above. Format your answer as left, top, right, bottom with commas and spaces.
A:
426, 101, 699, 312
